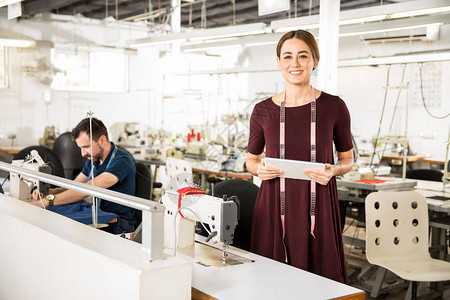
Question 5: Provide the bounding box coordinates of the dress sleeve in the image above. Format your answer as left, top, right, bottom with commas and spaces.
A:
333, 99, 354, 152
247, 104, 265, 155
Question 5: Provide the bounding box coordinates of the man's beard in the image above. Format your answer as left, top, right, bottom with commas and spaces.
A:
92, 145, 104, 163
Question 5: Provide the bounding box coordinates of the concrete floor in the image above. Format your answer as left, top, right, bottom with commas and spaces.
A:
343, 220, 450, 299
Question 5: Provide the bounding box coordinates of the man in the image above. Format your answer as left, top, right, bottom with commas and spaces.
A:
30, 117, 136, 233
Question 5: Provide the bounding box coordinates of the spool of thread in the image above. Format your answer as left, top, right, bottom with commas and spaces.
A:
191, 129, 195, 137
187, 133, 191, 143
197, 132, 201, 141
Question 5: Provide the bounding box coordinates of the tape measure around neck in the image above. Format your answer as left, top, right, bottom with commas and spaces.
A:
280, 86, 317, 242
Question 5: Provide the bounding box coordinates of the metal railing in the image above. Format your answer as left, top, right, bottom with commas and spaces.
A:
0, 161, 164, 261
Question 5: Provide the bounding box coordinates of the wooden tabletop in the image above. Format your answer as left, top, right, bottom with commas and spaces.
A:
191, 167, 253, 180
381, 155, 430, 162
0, 146, 23, 155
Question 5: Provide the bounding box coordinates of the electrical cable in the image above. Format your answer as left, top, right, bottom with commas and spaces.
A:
37, 192, 46, 210
369, 65, 391, 167
173, 206, 213, 256
419, 64, 449, 119
374, 65, 406, 176
342, 218, 356, 234
0, 176, 7, 187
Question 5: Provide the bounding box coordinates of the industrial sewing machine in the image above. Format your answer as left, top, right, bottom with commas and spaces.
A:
159, 190, 238, 262
9, 150, 51, 201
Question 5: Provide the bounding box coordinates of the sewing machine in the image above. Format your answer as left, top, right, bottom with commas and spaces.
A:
159, 190, 238, 262
9, 150, 51, 201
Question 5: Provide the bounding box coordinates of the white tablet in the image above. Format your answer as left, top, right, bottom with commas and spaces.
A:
264, 157, 325, 181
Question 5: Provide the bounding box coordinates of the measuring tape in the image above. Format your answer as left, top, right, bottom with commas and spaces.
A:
279, 86, 317, 261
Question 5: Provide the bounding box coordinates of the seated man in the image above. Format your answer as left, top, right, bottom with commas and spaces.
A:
30, 117, 136, 233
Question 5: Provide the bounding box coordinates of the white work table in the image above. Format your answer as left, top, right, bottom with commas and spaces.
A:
187, 236, 365, 300
413, 180, 450, 213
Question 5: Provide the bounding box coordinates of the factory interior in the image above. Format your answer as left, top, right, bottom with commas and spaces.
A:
0, 0, 449, 299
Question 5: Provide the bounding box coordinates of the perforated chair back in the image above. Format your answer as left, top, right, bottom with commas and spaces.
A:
165, 157, 193, 191
365, 191, 450, 282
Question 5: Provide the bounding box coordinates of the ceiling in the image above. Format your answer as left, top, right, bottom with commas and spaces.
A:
19, 0, 403, 29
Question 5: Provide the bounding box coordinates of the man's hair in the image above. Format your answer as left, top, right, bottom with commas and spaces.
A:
71, 117, 109, 141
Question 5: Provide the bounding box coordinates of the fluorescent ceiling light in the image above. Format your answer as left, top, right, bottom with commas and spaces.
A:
339, 51, 450, 67
272, 0, 450, 33
129, 34, 187, 48
0, 38, 35, 47
129, 23, 268, 48
339, 14, 447, 37
183, 44, 241, 53
340, 23, 443, 38
0, 0, 21, 8
181, 32, 285, 53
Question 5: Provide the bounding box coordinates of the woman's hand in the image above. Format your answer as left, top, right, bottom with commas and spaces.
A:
304, 150, 354, 185
247, 153, 282, 181
304, 163, 334, 185
256, 161, 283, 181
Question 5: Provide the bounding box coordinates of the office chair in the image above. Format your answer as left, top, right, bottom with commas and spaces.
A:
209, 179, 259, 251
116, 160, 162, 242
53, 132, 87, 179
132, 162, 153, 243
116, 145, 135, 163
14, 145, 65, 178
405, 169, 443, 182
365, 191, 450, 299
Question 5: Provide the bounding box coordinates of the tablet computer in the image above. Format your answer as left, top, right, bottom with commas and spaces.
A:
264, 157, 325, 181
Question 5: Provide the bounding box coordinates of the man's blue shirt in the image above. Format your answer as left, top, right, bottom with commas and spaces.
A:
82, 142, 136, 226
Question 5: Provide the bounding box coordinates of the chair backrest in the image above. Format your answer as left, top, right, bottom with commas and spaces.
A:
406, 169, 443, 182
211, 179, 259, 251
133, 162, 152, 228
165, 157, 193, 190
365, 191, 429, 265
53, 132, 87, 179
14, 145, 65, 178
135, 162, 152, 200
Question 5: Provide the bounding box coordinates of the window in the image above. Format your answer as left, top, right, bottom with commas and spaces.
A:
51, 48, 128, 92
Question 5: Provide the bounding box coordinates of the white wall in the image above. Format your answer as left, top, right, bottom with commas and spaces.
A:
0, 12, 449, 160
0, 14, 160, 145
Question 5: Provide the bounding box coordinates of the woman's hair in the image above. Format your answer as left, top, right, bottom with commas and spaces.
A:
276, 30, 320, 64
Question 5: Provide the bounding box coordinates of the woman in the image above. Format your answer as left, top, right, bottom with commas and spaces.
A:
246, 30, 354, 283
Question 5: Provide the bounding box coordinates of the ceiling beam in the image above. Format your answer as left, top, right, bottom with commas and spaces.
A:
22, 0, 82, 16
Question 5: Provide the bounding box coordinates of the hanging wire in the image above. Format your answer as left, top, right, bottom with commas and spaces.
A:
115, 0, 118, 20
231, 0, 236, 25
419, 63, 449, 119
201, 0, 206, 29
369, 65, 391, 167
373, 65, 407, 176
294, 0, 297, 18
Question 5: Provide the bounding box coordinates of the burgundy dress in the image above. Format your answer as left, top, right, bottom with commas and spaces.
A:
247, 92, 353, 283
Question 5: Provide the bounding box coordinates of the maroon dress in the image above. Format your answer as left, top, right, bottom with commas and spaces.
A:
247, 92, 353, 283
